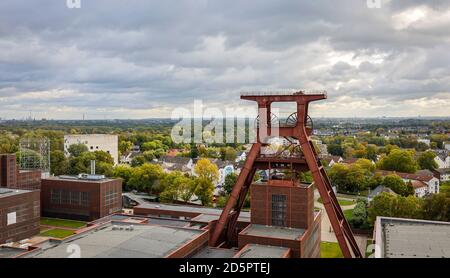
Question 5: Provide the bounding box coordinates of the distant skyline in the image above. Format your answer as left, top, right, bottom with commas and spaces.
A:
1, 0, 450, 119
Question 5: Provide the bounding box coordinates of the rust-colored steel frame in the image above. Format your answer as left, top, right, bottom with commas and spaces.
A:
210, 91, 363, 258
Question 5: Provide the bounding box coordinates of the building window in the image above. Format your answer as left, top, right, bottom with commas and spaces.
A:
271, 194, 287, 227
51, 189, 61, 204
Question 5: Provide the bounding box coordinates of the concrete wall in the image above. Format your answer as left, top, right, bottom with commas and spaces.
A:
64, 134, 119, 165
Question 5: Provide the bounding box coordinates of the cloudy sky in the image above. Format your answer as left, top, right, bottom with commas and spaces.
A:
0, 0, 449, 119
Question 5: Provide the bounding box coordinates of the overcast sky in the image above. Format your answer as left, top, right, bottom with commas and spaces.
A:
0, 0, 449, 119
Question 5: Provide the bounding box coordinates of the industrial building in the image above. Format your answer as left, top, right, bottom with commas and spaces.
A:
1, 154, 42, 190
1, 154, 17, 188
41, 175, 122, 221
32, 221, 208, 258
373, 216, 450, 258
64, 134, 119, 165
0, 188, 40, 244
237, 180, 321, 258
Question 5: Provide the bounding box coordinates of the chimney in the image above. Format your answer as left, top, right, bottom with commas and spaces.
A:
90, 160, 96, 175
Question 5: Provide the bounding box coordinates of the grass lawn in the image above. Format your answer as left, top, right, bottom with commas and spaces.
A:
40, 217, 86, 229
366, 239, 374, 258
440, 182, 450, 194
318, 197, 356, 206
320, 242, 344, 258
343, 209, 354, 220
39, 228, 75, 239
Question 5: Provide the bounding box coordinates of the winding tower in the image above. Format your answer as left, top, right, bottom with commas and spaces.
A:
210, 91, 363, 258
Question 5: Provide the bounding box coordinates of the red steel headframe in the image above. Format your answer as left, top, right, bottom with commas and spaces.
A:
210, 91, 363, 258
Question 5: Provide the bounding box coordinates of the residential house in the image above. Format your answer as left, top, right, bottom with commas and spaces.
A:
322, 155, 343, 167
368, 185, 397, 202
433, 168, 450, 182
434, 150, 450, 169
445, 142, 450, 151
410, 180, 429, 198
235, 151, 247, 163
377, 170, 440, 197
417, 138, 431, 146
160, 156, 194, 174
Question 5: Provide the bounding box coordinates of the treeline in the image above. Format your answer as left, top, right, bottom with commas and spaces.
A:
115, 158, 219, 206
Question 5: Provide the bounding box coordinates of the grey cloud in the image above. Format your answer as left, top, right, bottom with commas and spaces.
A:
0, 0, 449, 119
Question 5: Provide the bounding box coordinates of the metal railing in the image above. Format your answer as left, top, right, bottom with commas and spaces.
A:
241, 90, 327, 97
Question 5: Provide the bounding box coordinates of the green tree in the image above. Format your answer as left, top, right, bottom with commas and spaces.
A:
93, 150, 114, 165
159, 171, 194, 203
190, 143, 199, 158
368, 193, 423, 223
194, 158, 219, 183
327, 144, 343, 156
128, 163, 164, 194
349, 199, 369, 229
50, 150, 69, 176
377, 149, 418, 173
68, 143, 89, 157
220, 147, 237, 161
381, 174, 414, 196
422, 193, 450, 222
131, 155, 146, 167
355, 158, 375, 173
194, 178, 215, 206
417, 150, 438, 171
113, 165, 134, 191
95, 161, 114, 177
223, 172, 237, 195
119, 141, 133, 155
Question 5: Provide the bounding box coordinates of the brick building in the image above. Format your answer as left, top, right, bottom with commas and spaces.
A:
0, 188, 40, 244
41, 175, 123, 221
0, 154, 17, 188
0, 154, 42, 190
237, 180, 321, 258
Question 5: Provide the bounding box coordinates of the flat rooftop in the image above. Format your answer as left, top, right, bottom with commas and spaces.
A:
32, 223, 205, 258
43, 176, 118, 183
377, 217, 450, 258
126, 192, 250, 218
240, 224, 305, 240
0, 247, 27, 258
192, 247, 238, 258
190, 213, 249, 223
235, 244, 290, 258
0, 188, 31, 198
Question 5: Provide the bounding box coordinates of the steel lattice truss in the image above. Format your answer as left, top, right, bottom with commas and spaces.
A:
19, 137, 50, 172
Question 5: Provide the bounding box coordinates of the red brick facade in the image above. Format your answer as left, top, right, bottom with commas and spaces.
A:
237, 181, 321, 258
250, 180, 314, 229
0, 190, 40, 244
41, 177, 122, 221
0, 154, 17, 188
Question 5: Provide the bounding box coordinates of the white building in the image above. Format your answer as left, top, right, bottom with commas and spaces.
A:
434, 151, 450, 169
235, 151, 247, 163
417, 138, 430, 146
377, 170, 440, 197
445, 142, 450, 151
64, 134, 119, 165
411, 180, 429, 198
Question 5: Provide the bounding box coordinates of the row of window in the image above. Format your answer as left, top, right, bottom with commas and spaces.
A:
51, 189, 89, 207
104, 186, 120, 207
271, 194, 287, 227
